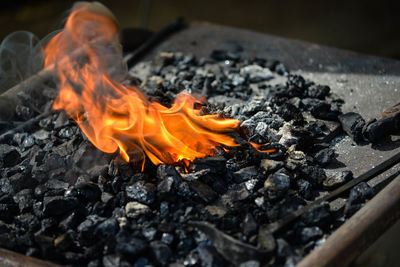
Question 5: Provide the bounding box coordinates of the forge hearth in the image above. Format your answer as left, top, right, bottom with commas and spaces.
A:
1, 10, 400, 267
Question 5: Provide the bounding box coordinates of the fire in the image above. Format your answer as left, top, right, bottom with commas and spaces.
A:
44, 2, 241, 170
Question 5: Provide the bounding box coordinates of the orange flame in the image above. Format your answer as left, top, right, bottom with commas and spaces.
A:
249, 142, 276, 153
44, 3, 241, 170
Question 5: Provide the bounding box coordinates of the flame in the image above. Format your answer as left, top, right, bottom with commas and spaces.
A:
249, 142, 276, 153
44, 3, 241, 170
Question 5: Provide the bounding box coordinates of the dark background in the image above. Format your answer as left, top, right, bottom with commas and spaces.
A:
1, 0, 400, 59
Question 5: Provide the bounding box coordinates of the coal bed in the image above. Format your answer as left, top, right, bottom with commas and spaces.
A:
1, 46, 392, 267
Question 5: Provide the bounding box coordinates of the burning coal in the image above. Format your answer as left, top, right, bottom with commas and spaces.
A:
44, 2, 241, 170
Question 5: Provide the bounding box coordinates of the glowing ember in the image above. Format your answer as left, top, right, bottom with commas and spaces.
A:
44, 3, 241, 170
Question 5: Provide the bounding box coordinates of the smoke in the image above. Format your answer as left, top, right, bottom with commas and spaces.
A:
0, 31, 46, 93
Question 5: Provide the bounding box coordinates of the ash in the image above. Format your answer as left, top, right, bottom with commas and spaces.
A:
0, 49, 376, 266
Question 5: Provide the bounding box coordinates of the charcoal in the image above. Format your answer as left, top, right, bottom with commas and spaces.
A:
298, 226, 323, 243
45, 179, 69, 190
190, 221, 271, 265
13, 189, 33, 212
314, 148, 335, 166
43, 196, 78, 216
161, 232, 174, 245
191, 155, 226, 174
307, 84, 330, 99
240, 65, 273, 83
344, 182, 376, 217
210, 50, 241, 61
142, 227, 158, 241
77, 215, 106, 245
125, 201, 150, 219
323, 170, 352, 189
301, 201, 331, 226
239, 260, 261, 267
276, 238, 293, 259
362, 113, 400, 143
338, 112, 365, 143
0, 49, 351, 265
0, 144, 21, 168
150, 240, 172, 265
264, 170, 291, 201
188, 180, 217, 203
221, 183, 250, 208
233, 166, 259, 183
296, 179, 313, 200
75, 182, 101, 202
94, 218, 119, 240
198, 245, 227, 267
0, 203, 18, 222
125, 181, 155, 205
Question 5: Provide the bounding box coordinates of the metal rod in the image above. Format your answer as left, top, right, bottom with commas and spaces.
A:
297, 173, 400, 267
267, 151, 400, 233
124, 17, 184, 68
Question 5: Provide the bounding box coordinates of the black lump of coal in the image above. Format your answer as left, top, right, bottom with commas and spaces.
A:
338, 112, 366, 143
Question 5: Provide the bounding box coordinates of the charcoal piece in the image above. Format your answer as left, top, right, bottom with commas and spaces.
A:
298, 226, 323, 243
242, 213, 258, 236
156, 164, 182, 181
157, 177, 175, 195
301, 166, 326, 186
94, 218, 119, 241
13, 189, 33, 212
239, 260, 261, 267
264, 170, 291, 201
150, 240, 172, 265
276, 238, 293, 259
73, 142, 109, 169
43, 196, 78, 216
188, 180, 217, 203
210, 50, 240, 61
301, 201, 331, 226
278, 103, 300, 121
161, 233, 174, 245
323, 170, 353, 189
338, 112, 366, 143
75, 182, 101, 202
125, 201, 150, 219
191, 155, 226, 174
221, 183, 250, 209
43, 153, 67, 172
344, 182, 376, 217
102, 254, 126, 267
0, 144, 21, 168
101, 192, 114, 204
296, 179, 313, 200
77, 215, 106, 245
190, 221, 271, 265
362, 112, 400, 143
15, 213, 40, 233
314, 148, 335, 166
233, 166, 259, 183
126, 181, 155, 205
0, 203, 18, 222
198, 246, 228, 267
307, 84, 330, 99
45, 179, 69, 190
240, 65, 273, 83
240, 99, 264, 116
142, 227, 158, 241
133, 257, 151, 267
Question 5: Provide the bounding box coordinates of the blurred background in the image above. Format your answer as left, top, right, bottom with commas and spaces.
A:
1, 0, 400, 59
